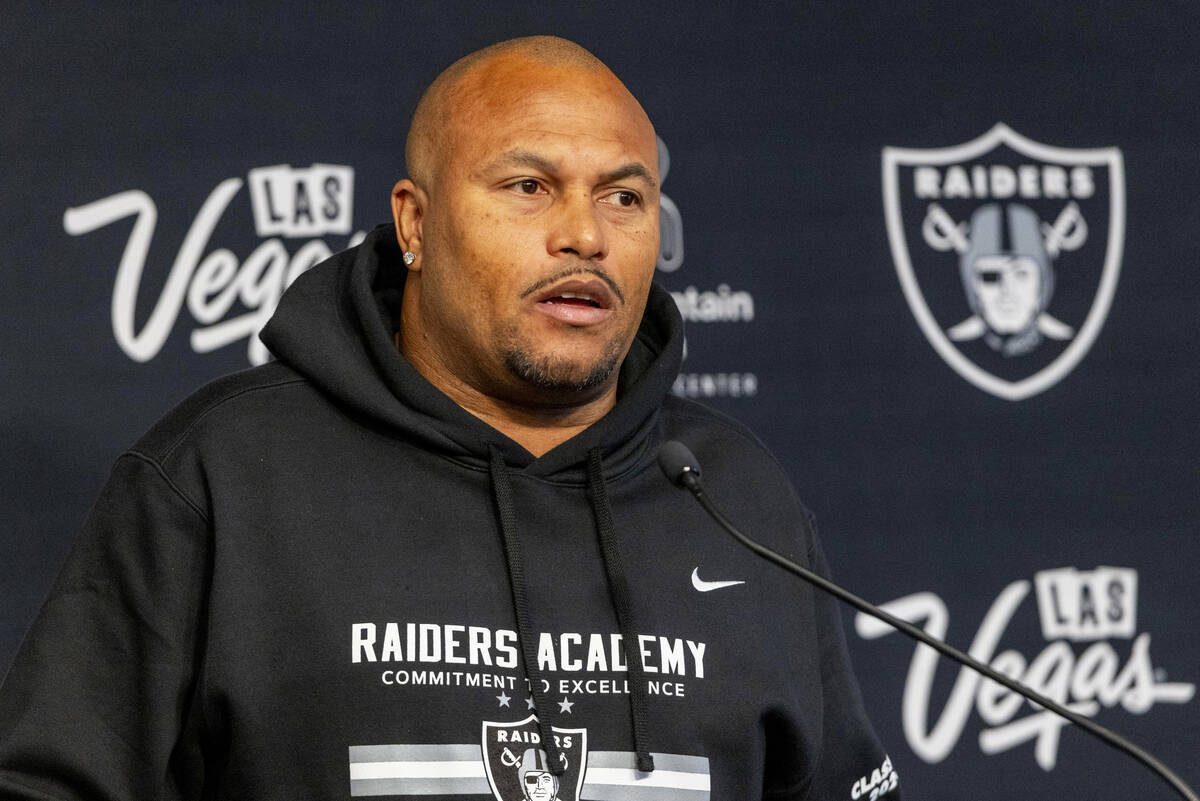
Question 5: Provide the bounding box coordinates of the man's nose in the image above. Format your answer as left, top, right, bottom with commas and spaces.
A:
549, 191, 606, 260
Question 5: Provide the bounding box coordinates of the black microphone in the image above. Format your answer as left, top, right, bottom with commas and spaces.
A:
657, 440, 1197, 801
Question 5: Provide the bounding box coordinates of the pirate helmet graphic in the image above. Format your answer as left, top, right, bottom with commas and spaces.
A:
941, 200, 1084, 357
883, 123, 1124, 400
959, 202, 1055, 355
518, 748, 561, 801
482, 716, 585, 801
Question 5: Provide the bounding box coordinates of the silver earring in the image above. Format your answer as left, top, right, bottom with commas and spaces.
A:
403, 251, 416, 266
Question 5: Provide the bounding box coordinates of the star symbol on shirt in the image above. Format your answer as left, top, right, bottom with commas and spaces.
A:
496, 692, 511, 708
526, 696, 536, 710
557, 697, 574, 714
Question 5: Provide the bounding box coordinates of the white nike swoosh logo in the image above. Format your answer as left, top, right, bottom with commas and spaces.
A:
691, 567, 746, 592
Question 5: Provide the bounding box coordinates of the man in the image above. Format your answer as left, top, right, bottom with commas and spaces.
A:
0, 37, 896, 800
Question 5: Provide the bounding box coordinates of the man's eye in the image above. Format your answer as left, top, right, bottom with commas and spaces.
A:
512, 179, 541, 194
608, 190, 640, 207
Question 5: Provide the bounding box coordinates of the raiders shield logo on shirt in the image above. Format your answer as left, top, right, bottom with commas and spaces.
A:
882, 123, 1125, 400
481, 716, 587, 801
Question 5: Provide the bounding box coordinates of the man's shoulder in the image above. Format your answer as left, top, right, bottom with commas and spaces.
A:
657, 395, 816, 554
129, 361, 315, 465
657, 395, 799, 490
659, 395, 776, 460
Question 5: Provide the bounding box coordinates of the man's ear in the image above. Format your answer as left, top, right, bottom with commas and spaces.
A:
391, 179, 425, 270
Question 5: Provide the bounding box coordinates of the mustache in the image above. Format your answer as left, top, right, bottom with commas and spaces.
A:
518, 263, 626, 306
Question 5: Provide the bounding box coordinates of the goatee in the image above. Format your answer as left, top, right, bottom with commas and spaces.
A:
504, 345, 622, 393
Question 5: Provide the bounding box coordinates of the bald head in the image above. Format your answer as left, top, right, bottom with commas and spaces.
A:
405, 36, 652, 188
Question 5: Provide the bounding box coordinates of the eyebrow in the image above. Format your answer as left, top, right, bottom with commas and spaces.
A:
489, 149, 658, 190
600, 162, 657, 190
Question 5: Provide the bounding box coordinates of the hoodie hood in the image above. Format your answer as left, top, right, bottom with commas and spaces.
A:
260, 224, 684, 479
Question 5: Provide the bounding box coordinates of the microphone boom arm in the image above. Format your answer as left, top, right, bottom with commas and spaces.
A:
670, 463, 1197, 801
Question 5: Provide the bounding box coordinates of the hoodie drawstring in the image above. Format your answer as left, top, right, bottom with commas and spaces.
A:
487, 445, 656, 777
586, 447, 656, 773
488, 445, 567, 775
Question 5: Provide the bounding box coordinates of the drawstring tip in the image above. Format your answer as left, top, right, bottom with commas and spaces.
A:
636, 752, 655, 773
543, 735, 567, 777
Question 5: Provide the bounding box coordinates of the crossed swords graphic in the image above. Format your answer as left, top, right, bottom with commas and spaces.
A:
921, 202, 1086, 342
923, 201, 1088, 257
501, 746, 570, 771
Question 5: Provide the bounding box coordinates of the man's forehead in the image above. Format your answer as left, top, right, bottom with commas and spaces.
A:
466, 69, 649, 129
407, 39, 656, 189
456, 55, 651, 140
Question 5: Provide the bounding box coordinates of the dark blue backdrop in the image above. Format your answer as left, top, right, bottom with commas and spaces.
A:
3, 2, 1197, 798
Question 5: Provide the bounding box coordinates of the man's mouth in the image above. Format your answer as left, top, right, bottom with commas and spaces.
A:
543, 291, 603, 308
531, 278, 618, 326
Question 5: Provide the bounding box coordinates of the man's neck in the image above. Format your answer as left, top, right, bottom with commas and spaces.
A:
395, 332, 617, 458
459, 393, 616, 458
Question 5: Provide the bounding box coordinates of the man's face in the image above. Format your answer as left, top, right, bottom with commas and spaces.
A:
407, 59, 660, 404
971, 254, 1043, 334
522, 769, 557, 801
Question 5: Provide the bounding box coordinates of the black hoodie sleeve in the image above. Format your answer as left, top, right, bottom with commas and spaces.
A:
0, 452, 211, 801
780, 517, 901, 801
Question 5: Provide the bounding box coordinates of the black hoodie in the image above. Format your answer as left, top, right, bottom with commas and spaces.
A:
0, 225, 897, 801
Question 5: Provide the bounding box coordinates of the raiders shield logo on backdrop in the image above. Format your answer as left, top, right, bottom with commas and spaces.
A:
482, 716, 587, 801
882, 124, 1125, 400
